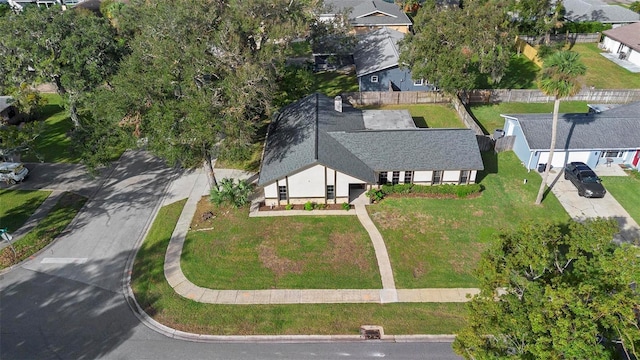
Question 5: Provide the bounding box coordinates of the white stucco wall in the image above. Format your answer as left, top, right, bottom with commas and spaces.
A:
442, 171, 459, 183
287, 165, 326, 198
264, 183, 277, 198
628, 50, 640, 67
602, 37, 621, 53
336, 172, 367, 196
413, 170, 432, 182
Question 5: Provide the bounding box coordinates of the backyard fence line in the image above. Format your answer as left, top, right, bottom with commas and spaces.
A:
495, 136, 515, 153
518, 33, 602, 45
344, 91, 452, 106
460, 89, 640, 104
451, 95, 484, 135
345, 89, 640, 106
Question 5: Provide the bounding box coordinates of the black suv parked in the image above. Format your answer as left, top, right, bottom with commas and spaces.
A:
563, 162, 606, 198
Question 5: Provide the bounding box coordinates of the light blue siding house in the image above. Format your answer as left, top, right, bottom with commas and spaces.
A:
354, 28, 436, 92
501, 102, 640, 171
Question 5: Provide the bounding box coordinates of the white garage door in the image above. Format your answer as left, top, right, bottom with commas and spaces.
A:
539, 151, 591, 168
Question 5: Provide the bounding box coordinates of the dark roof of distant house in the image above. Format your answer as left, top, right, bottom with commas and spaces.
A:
259, 93, 484, 185
0, 96, 13, 112
502, 102, 640, 150
323, 0, 412, 27
603, 22, 640, 53
563, 0, 640, 23
354, 27, 404, 77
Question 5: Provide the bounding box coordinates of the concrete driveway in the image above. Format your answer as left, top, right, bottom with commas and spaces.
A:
546, 168, 640, 244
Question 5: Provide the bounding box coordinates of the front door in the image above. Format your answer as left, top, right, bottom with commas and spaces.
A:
633, 150, 640, 167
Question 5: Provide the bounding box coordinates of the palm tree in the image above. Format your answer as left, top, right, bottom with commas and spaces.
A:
535, 51, 586, 205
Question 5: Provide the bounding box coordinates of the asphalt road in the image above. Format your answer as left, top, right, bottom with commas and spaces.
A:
1, 151, 462, 359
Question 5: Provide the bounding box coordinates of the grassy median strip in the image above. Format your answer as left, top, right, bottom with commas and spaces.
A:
131, 199, 467, 335
0, 189, 51, 232
0, 192, 86, 268
369, 151, 570, 288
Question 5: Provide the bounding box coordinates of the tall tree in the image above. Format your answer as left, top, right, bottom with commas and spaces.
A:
89, 0, 319, 187
399, 0, 514, 93
534, 51, 586, 205
453, 219, 640, 359
510, 0, 564, 43
0, 6, 123, 128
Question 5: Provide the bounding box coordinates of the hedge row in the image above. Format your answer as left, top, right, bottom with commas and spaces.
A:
368, 183, 483, 201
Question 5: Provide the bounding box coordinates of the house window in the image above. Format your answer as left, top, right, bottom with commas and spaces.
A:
278, 185, 287, 201
460, 170, 470, 184
413, 79, 424, 86
327, 185, 335, 200
392, 171, 400, 185
378, 171, 388, 184
432, 170, 442, 185
371, 75, 379, 83
601, 150, 623, 158
404, 171, 413, 184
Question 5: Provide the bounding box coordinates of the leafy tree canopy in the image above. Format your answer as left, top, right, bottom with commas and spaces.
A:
454, 219, 640, 359
87, 0, 320, 185
399, 0, 514, 93
0, 5, 124, 127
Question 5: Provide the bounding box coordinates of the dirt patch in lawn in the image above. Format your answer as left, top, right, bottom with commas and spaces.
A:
324, 232, 372, 272
258, 244, 304, 278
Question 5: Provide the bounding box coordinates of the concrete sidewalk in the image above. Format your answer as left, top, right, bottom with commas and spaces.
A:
164, 168, 479, 304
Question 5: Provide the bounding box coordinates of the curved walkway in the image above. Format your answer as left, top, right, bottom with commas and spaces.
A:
164, 169, 479, 304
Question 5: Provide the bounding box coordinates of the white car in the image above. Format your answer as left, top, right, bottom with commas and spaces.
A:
0, 162, 28, 184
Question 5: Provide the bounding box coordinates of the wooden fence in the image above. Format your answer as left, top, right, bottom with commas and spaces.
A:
461, 89, 640, 104
344, 91, 451, 106
518, 33, 602, 45
451, 95, 484, 135
494, 136, 516, 153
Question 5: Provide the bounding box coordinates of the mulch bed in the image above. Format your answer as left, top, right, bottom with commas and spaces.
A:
259, 203, 353, 211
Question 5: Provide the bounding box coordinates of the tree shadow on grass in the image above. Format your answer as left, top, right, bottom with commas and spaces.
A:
476, 151, 498, 184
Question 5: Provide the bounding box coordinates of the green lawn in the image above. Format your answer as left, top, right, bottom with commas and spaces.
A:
570, 43, 640, 89
22, 93, 79, 163
0, 189, 51, 232
0, 192, 86, 268
469, 101, 589, 135
182, 200, 380, 289
132, 200, 468, 335
312, 71, 359, 97
475, 54, 540, 89
368, 151, 570, 288
363, 104, 464, 128
601, 172, 640, 225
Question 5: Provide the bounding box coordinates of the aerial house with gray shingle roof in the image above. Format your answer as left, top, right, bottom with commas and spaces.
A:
320, 0, 413, 34
258, 93, 484, 206
500, 101, 640, 171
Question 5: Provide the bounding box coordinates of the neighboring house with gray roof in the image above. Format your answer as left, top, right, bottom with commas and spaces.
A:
0, 96, 21, 125
321, 0, 413, 34
562, 0, 639, 27
601, 22, 640, 67
259, 93, 484, 206
354, 28, 436, 91
500, 101, 640, 171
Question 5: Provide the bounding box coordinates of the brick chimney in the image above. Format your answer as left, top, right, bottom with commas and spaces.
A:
334, 96, 343, 112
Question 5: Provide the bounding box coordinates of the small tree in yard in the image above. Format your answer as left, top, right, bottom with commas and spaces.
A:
453, 219, 640, 359
210, 178, 253, 208
535, 51, 586, 205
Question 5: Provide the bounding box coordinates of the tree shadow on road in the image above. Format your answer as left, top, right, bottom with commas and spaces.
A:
0, 251, 158, 360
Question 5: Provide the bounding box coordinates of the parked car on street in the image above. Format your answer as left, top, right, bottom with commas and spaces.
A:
564, 162, 606, 198
0, 162, 28, 184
